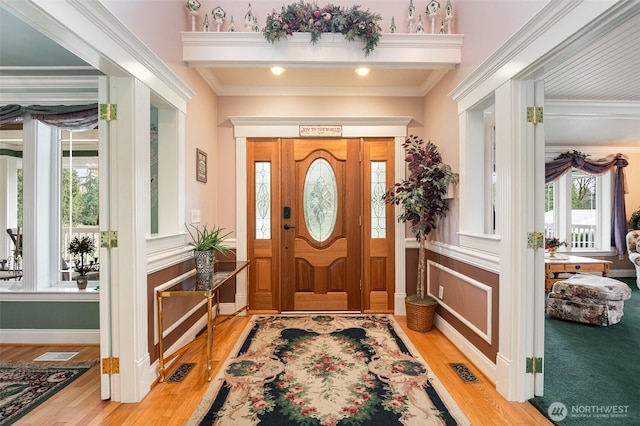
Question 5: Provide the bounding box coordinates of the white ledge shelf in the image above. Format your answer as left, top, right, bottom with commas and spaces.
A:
182, 32, 463, 69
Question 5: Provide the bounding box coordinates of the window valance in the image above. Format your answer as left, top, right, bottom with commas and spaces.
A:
0, 104, 98, 131
545, 151, 629, 255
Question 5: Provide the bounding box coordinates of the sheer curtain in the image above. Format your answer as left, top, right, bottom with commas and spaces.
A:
545, 151, 629, 255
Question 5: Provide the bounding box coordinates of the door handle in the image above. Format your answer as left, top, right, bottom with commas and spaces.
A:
283, 224, 296, 230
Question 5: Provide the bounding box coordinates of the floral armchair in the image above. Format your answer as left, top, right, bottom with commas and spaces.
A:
627, 230, 640, 288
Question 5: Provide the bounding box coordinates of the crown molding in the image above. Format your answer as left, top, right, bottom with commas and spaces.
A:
0, 75, 98, 104
0, 75, 99, 90
545, 145, 640, 155
214, 84, 441, 98
545, 100, 640, 119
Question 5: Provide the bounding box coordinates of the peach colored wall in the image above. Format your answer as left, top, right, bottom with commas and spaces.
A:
423, 1, 546, 245
215, 95, 425, 229
104, 0, 221, 229
104, 0, 548, 236
626, 153, 640, 224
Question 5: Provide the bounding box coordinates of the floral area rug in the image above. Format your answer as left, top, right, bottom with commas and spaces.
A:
0, 360, 98, 425
189, 315, 469, 425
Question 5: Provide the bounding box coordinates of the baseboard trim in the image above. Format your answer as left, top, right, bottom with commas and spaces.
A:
608, 269, 636, 278
435, 314, 496, 384
0, 328, 99, 344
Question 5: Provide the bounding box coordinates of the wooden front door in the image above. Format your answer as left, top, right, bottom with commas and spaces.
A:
247, 137, 395, 313
281, 138, 361, 311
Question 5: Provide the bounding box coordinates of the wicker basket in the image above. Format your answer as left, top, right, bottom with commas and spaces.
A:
405, 298, 437, 332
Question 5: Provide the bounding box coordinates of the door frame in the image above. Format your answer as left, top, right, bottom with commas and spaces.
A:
231, 117, 411, 315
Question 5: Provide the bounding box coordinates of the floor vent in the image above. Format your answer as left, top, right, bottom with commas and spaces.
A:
33, 352, 79, 362
166, 363, 195, 383
449, 363, 481, 383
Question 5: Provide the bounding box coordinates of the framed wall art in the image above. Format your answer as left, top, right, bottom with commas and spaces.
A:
196, 148, 207, 183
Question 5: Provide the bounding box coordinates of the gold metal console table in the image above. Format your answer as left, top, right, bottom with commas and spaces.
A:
156, 260, 249, 382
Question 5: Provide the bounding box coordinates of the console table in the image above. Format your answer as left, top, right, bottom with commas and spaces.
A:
544, 254, 611, 292
156, 260, 249, 382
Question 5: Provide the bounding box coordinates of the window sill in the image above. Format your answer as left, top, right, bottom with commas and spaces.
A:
0, 283, 99, 302
565, 250, 617, 258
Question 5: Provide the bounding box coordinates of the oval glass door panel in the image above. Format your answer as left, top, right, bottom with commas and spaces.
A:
303, 158, 337, 242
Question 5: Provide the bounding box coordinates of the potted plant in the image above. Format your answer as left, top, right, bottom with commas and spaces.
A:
384, 136, 459, 332
186, 223, 231, 287
67, 235, 96, 289
544, 237, 567, 257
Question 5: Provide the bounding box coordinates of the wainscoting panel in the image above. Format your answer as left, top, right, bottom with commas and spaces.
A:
427, 260, 492, 343
426, 250, 499, 362
147, 259, 202, 363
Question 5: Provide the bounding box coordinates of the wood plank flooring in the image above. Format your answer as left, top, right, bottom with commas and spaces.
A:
1, 316, 551, 425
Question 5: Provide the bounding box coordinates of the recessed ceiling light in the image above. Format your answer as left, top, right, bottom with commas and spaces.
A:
355, 67, 371, 76
270, 66, 285, 75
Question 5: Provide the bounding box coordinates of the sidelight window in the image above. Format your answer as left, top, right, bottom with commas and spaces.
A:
255, 162, 271, 239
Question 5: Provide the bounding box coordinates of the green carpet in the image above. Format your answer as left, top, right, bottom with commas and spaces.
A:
529, 277, 639, 425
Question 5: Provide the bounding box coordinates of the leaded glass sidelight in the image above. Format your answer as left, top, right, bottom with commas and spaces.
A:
255, 162, 271, 239
371, 161, 386, 238
303, 158, 337, 242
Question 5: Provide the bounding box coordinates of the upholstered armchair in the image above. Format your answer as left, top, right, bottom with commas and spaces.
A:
627, 230, 640, 288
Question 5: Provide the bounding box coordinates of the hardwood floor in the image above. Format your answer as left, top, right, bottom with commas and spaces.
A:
1, 316, 551, 425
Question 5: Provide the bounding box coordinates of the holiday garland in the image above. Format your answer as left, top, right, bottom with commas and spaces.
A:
263, 2, 382, 56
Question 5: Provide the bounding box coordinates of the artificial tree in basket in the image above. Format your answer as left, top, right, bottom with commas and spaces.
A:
384, 135, 459, 331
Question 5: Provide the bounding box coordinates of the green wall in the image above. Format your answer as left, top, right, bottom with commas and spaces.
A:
0, 301, 99, 329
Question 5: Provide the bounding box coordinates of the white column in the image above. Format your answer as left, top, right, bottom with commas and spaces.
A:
108, 76, 152, 402
22, 119, 59, 291
394, 135, 407, 315
235, 136, 248, 314
0, 156, 19, 260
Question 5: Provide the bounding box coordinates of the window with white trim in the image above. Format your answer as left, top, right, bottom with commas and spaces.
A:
544, 167, 613, 252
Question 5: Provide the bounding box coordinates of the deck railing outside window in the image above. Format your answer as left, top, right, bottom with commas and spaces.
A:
544, 223, 597, 249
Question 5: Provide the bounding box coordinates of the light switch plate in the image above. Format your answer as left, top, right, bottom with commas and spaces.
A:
191, 210, 201, 224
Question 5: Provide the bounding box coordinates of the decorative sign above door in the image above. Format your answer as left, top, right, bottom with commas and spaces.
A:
299, 125, 342, 137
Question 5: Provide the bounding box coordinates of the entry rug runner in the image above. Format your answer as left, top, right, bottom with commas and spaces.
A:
189, 315, 469, 425
0, 360, 98, 425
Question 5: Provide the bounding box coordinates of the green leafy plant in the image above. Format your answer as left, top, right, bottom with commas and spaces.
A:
384, 136, 459, 302
186, 223, 231, 254
67, 236, 96, 276
263, 1, 382, 56
629, 207, 640, 230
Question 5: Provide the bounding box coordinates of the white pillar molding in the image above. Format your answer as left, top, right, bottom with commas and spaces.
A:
235, 136, 248, 314
21, 119, 58, 291
393, 135, 407, 315
0, 156, 19, 261
109, 76, 152, 403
